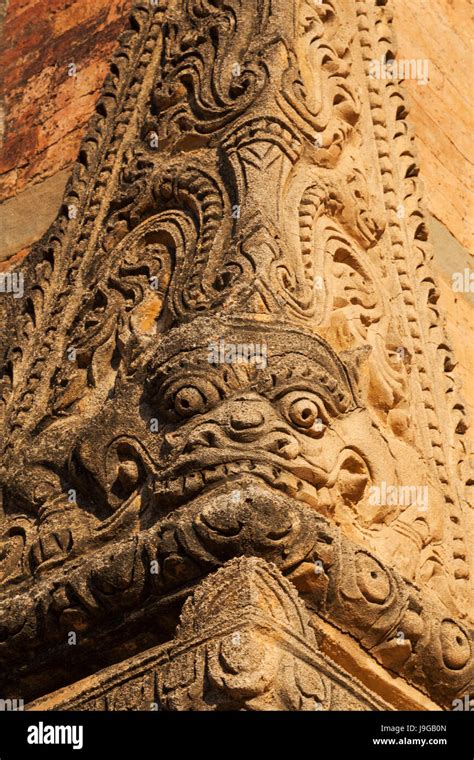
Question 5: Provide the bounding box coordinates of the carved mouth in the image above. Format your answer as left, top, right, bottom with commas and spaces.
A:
152, 456, 323, 510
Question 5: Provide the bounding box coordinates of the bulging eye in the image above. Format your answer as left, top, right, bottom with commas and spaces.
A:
289, 398, 319, 429
175, 386, 208, 417
163, 378, 221, 420
279, 391, 327, 436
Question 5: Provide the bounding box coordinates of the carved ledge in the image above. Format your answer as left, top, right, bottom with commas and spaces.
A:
1, 485, 471, 708
27, 557, 393, 711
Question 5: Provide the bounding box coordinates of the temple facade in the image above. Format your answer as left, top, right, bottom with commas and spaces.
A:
0, 0, 472, 711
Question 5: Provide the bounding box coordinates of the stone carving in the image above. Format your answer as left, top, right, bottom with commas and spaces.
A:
0, 484, 471, 708
158, 556, 332, 711
0, 0, 471, 710
25, 557, 392, 711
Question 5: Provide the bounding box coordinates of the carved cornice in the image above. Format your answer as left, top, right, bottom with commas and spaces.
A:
26, 557, 395, 712
0, 486, 471, 707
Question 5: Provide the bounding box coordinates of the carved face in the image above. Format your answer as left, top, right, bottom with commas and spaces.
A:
73, 316, 438, 591
138, 318, 392, 527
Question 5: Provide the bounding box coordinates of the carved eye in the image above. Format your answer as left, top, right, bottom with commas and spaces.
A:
439, 620, 471, 671
163, 378, 221, 420
289, 398, 319, 429
354, 552, 391, 604
278, 391, 326, 435
175, 387, 208, 417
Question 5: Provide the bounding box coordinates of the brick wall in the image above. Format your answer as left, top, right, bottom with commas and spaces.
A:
0, 0, 133, 264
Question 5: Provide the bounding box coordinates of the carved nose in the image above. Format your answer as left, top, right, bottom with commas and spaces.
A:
266, 434, 300, 461
230, 407, 265, 431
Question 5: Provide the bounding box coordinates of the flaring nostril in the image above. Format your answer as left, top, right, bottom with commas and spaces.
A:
267, 436, 300, 460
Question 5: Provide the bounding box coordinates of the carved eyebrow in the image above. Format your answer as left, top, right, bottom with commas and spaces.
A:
152, 350, 354, 413
255, 363, 342, 389
254, 368, 354, 413
274, 385, 340, 416
153, 361, 251, 401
